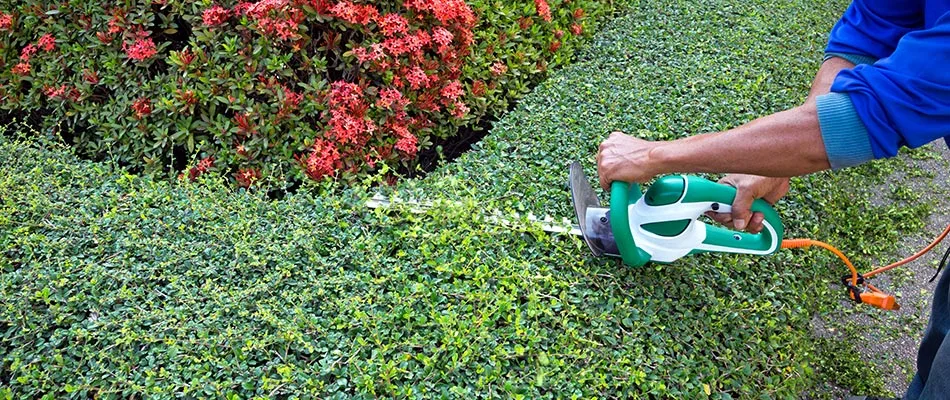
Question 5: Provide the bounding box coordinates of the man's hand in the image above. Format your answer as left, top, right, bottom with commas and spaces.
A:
596, 131, 661, 190
705, 174, 790, 233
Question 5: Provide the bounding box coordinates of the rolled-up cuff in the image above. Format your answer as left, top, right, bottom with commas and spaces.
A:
816, 92, 874, 170
823, 52, 878, 66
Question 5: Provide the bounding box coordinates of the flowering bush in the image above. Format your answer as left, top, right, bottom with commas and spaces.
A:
0, 0, 614, 188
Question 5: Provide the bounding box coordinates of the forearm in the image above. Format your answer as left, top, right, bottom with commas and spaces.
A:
649, 57, 856, 177
650, 105, 827, 177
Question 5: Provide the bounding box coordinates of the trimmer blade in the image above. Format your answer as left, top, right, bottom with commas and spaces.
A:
569, 161, 606, 256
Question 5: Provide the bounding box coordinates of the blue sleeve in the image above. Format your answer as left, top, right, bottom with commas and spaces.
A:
825, 0, 924, 60
820, 12, 950, 165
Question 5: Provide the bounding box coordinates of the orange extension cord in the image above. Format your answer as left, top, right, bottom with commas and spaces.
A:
781, 223, 950, 311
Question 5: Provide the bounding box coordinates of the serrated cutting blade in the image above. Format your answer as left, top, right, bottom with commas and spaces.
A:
569, 161, 607, 256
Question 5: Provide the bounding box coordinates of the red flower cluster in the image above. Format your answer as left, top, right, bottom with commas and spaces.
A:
131, 98, 152, 119
376, 88, 408, 110
378, 13, 409, 37
299, 139, 341, 181
405, 0, 475, 27
353, 43, 385, 63
0, 12, 12, 30
12, 62, 30, 76
326, 81, 375, 145
202, 5, 230, 26
490, 61, 507, 76
571, 23, 583, 35
124, 38, 157, 61
20, 44, 37, 62
405, 66, 429, 90
240, 0, 305, 40
450, 100, 469, 119
38, 34, 55, 52
549, 40, 561, 52
330, 1, 379, 25
44, 85, 79, 101
440, 80, 463, 102
535, 0, 552, 22
188, 156, 214, 180
278, 85, 303, 116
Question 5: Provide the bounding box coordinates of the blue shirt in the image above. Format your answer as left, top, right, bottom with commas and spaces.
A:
817, 0, 950, 168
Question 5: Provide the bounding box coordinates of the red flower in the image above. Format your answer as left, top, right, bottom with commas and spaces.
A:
353, 43, 385, 63
38, 34, 55, 52
20, 44, 37, 62
440, 80, 464, 101
234, 168, 262, 188
432, 27, 453, 47
0, 13, 12, 30
11, 62, 30, 75
246, 0, 288, 19
188, 156, 215, 181
281, 86, 302, 110
131, 98, 152, 118
299, 139, 341, 181
571, 23, 583, 35
534, 0, 552, 22
330, 1, 378, 25
490, 61, 507, 76
124, 38, 157, 61
451, 100, 469, 119
405, 0, 475, 26
108, 14, 124, 34
274, 18, 299, 40
573, 8, 585, 19
549, 40, 561, 52
554, 29, 564, 39
44, 85, 66, 99
328, 81, 364, 111
234, 2, 254, 15
378, 13, 408, 36
405, 67, 428, 90
390, 122, 418, 158
202, 5, 230, 26
377, 88, 407, 110
382, 37, 410, 57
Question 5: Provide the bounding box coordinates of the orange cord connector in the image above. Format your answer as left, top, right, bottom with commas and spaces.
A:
781, 224, 950, 312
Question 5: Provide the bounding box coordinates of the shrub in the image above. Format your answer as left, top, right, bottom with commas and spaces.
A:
0, 0, 613, 188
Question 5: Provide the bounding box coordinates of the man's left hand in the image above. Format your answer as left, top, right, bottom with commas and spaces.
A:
596, 131, 661, 191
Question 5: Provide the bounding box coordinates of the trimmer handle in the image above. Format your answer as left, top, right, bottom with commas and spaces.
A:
609, 176, 784, 267
678, 176, 784, 256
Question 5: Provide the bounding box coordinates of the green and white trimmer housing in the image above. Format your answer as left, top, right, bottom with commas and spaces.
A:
569, 161, 784, 267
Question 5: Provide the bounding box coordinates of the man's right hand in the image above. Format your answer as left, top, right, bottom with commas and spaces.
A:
705, 174, 790, 234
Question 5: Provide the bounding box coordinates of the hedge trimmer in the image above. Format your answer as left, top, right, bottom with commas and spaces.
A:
566, 161, 950, 311
368, 162, 950, 311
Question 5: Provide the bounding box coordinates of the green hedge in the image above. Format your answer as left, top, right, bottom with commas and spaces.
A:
0, 0, 936, 398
